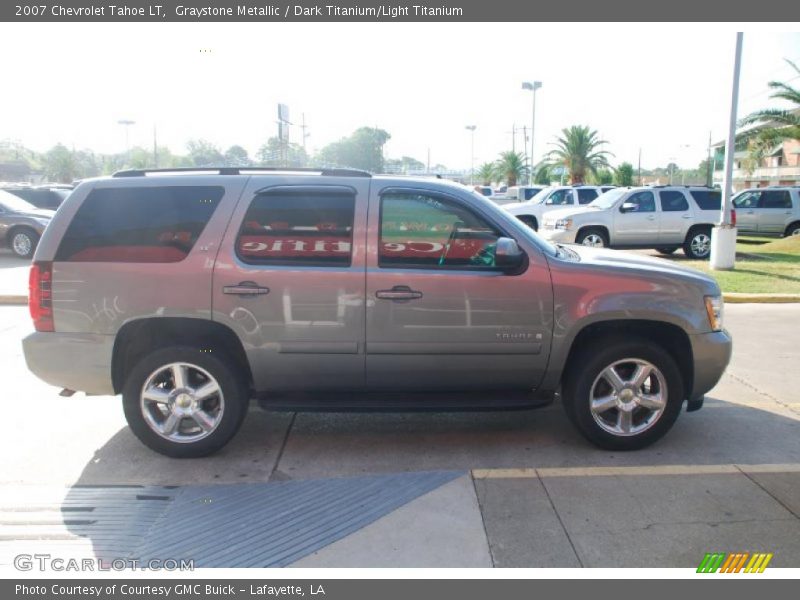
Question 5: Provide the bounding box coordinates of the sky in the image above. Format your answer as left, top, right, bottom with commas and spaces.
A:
1, 23, 798, 171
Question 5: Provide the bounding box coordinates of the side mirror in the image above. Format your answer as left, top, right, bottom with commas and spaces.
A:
495, 237, 526, 272
545, 198, 554, 205
620, 202, 638, 213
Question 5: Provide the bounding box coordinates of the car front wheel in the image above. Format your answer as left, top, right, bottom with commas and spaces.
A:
9, 228, 39, 259
683, 228, 712, 259
576, 228, 608, 248
122, 346, 249, 458
562, 338, 684, 450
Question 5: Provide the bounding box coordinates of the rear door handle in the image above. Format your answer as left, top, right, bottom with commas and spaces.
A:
682, 214, 692, 219
223, 281, 270, 296
647, 215, 656, 220
376, 285, 423, 301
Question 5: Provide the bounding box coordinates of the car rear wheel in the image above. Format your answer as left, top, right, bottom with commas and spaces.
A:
683, 227, 712, 260
576, 228, 608, 248
122, 346, 249, 458
562, 338, 684, 450
785, 222, 800, 237
9, 228, 39, 259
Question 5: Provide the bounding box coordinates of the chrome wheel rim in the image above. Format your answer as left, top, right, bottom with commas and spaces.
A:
589, 358, 668, 437
12, 233, 32, 256
582, 234, 604, 247
140, 362, 224, 443
690, 233, 711, 257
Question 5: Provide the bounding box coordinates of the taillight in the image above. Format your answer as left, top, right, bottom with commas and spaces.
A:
731, 208, 737, 227
29, 261, 54, 332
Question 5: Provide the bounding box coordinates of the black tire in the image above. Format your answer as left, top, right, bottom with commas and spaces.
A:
122, 346, 249, 458
562, 337, 684, 451
655, 247, 678, 255
683, 226, 712, 260
8, 227, 39, 259
516, 215, 538, 231
576, 227, 608, 248
785, 222, 800, 238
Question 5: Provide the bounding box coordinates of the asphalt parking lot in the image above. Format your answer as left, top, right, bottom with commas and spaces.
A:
1, 299, 799, 568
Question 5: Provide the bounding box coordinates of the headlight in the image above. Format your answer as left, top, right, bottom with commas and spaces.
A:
555, 218, 573, 230
704, 295, 724, 331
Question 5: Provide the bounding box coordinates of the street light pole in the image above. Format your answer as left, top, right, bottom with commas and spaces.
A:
710, 32, 743, 271
117, 119, 136, 166
522, 81, 542, 185
465, 125, 476, 185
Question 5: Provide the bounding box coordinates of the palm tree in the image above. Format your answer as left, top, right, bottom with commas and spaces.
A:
738, 59, 800, 142
545, 125, 613, 184
737, 59, 800, 170
495, 151, 529, 187
475, 162, 497, 186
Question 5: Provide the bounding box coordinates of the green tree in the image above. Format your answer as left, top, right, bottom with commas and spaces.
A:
615, 162, 635, 186
494, 151, 529, 187
475, 162, 497, 186
224, 145, 251, 166
545, 125, 613, 184
315, 127, 390, 172
256, 137, 309, 167
186, 139, 223, 166
43, 144, 78, 182
385, 155, 426, 174
533, 164, 551, 185
593, 169, 614, 185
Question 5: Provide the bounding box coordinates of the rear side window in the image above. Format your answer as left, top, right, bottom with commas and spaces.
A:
760, 190, 792, 209
56, 186, 223, 263
523, 188, 540, 200
236, 191, 355, 266
690, 190, 722, 211
660, 190, 690, 212
577, 189, 598, 204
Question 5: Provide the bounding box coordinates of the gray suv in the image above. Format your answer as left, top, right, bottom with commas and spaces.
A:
22, 168, 732, 457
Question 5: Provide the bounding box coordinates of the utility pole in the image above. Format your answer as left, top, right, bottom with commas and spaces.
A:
637, 148, 642, 185
300, 113, 310, 150
522, 81, 542, 185
706, 130, 713, 187
465, 125, 476, 185
710, 32, 743, 271
152, 124, 158, 168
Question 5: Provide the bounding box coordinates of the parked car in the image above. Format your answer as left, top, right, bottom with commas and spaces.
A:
4, 185, 71, 210
473, 185, 494, 198
23, 168, 731, 457
731, 186, 800, 237
538, 186, 724, 259
505, 185, 547, 202
504, 185, 611, 230
0, 189, 54, 258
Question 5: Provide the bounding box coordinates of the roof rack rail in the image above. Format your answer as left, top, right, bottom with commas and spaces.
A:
112, 167, 372, 178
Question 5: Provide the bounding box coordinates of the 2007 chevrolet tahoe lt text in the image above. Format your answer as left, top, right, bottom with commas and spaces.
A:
22, 168, 732, 457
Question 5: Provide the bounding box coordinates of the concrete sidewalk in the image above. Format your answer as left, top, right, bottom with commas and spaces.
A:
0, 251, 29, 304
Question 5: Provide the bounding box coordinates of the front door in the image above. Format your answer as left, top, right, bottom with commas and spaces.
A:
757, 190, 793, 234
613, 190, 659, 245
732, 190, 761, 233
212, 179, 369, 392
364, 186, 552, 391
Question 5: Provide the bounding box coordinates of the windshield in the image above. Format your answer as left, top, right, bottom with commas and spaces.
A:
0, 190, 38, 212
588, 188, 627, 209
527, 187, 553, 205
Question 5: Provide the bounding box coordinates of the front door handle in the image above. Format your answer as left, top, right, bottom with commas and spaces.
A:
223, 281, 270, 296
682, 214, 692, 219
376, 285, 423, 301
647, 215, 656, 220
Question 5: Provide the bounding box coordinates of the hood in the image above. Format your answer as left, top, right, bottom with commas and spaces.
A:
16, 209, 55, 219
541, 205, 599, 222
565, 244, 720, 293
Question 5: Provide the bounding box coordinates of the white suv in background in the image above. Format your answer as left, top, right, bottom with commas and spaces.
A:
732, 186, 800, 237
504, 185, 614, 230
538, 186, 724, 259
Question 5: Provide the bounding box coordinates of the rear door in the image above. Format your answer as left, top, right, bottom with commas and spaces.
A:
757, 190, 793, 234
212, 177, 369, 392
613, 190, 659, 245
657, 190, 692, 244
732, 191, 761, 233
364, 185, 552, 391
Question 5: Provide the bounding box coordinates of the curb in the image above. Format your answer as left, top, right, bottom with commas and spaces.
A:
0, 295, 27, 306
723, 293, 800, 304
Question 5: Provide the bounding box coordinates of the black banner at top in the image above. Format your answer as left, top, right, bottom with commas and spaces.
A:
3, 0, 799, 22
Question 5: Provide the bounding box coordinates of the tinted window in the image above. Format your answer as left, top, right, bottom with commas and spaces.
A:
732, 191, 759, 209
660, 190, 690, 212
524, 188, 540, 200
380, 193, 502, 269
237, 191, 354, 266
577, 188, 598, 204
760, 190, 792, 209
624, 191, 656, 212
547, 189, 573, 205
56, 186, 223, 262
600, 186, 616, 193
691, 190, 722, 210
